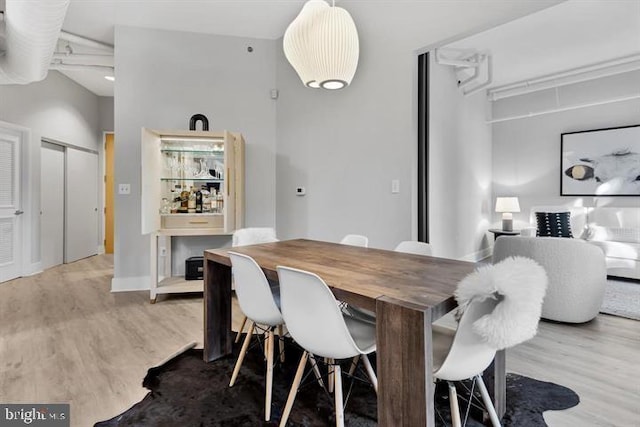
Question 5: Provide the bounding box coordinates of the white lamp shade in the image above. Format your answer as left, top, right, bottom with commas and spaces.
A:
495, 197, 520, 213
283, 0, 329, 88
312, 5, 359, 89
283, 0, 359, 90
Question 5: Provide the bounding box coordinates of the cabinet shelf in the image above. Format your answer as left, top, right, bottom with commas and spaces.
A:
161, 149, 224, 156
161, 178, 224, 182
156, 276, 203, 294
161, 213, 223, 217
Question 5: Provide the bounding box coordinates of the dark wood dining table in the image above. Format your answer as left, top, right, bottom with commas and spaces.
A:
203, 239, 505, 427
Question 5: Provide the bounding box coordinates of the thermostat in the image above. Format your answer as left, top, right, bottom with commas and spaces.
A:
295, 187, 306, 196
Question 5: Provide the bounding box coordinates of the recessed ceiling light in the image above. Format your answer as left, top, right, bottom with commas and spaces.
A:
104, 75, 115, 81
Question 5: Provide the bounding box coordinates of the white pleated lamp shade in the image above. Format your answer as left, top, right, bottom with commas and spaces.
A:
283, 0, 328, 88
312, 5, 359, 90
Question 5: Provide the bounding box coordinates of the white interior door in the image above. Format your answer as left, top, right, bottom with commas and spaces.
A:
0, 127, 22, 283
66, 148, 98, 263
40, 142, 65, 270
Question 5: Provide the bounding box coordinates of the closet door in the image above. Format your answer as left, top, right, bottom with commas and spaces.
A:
0, 127, 22, 282
66, 148, 99, 263
40, 142, 65, 270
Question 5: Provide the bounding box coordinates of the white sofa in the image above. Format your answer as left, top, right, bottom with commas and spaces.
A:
521, 206, 640, 281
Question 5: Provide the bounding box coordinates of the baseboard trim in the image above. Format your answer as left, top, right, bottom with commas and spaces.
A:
25, 262, 43, 276
460, 246, 492, 263
111, 275, 150, 292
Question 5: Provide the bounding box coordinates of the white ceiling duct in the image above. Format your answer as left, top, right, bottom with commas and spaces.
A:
0, 0, 70, 84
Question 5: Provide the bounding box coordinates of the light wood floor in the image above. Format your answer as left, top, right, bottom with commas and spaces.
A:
0, 255, 638, 427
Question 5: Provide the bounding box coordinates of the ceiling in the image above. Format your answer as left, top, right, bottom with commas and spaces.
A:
55, 0, 639, 97
444, 0, 640, 89
59, 0, 304, 96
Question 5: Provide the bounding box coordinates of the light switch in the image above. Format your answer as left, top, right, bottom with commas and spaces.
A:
118, 183, 131, 195
391, 179, 400, 194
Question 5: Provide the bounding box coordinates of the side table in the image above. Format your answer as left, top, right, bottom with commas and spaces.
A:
488, 229, 521, 241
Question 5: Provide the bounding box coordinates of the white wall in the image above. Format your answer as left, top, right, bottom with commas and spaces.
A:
274, 1, 547, 252
98, 96, 114, 132
113, 26, 277, 289
493, 70, 640, 230
275, 41, 415, 247
0, 71, 101, 272
428, 56, 493, 260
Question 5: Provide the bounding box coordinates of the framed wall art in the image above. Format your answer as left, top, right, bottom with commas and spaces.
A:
561, 124, 640, 196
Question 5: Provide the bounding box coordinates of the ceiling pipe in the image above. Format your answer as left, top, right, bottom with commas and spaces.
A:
52, 53, 114, 66
0, 0, 70, 84
49, 63, 114, 72
487, 93, 640, 124
463, 54, 492, 96
488, 54, 640, 101
59, 30, 113, 52
436, 48, 492, 96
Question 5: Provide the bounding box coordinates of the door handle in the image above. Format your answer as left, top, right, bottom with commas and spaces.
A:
14, 210, 24, 215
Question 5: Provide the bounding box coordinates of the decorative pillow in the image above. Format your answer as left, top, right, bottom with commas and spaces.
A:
587, 226, 640, 243
536, 212, 573, 238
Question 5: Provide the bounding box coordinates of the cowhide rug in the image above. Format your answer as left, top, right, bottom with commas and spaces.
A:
95, 338, 579, 426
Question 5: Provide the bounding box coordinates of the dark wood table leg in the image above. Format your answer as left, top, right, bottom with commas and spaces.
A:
203, 258, 233, 362
377, 296, 434, 427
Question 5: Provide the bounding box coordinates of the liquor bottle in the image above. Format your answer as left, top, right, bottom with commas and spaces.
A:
201, 186, 211, 213
216, 192, 224, 213
195, 188, 203, 213
187, 187, 196, 213
179, 190, 190, 213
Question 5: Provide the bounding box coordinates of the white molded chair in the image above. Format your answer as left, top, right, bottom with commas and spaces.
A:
228, 251, 284, 421
277, 266, 378, 427
433, 299, 501, 427
339, 234, 369, 247
232, 227, 279, 342
233, 227, 278, 246
433, 256, 547, 427
345, 240, 433, 323
394, 240, 433, 256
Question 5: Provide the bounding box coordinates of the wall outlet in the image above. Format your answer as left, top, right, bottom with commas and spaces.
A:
295, 186, 306, 196
118, 183, 131, 195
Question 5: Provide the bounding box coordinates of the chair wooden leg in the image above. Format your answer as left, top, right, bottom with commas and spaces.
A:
334, 365, 344, 427
328, 358, 335, 394
229, 320, 254, 387
279, 351, 308, 427
348, 355, 360, 376
277, 324, 285, 363
476, 375, 502, 427
308, 353, 325, 389
235, 315, 248, 344
448, 382, 461, 427
265, 329, 275, 421
361, 354, 378, 394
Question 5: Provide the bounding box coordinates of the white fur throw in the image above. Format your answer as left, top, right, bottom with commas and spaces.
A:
455, 256, 548, 350
232, 227, 278, 246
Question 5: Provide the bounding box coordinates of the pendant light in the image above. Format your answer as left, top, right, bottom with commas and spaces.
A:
283, 0, 360, 90
283, 0, 328, 88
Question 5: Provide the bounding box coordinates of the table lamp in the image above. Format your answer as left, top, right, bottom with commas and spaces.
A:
495, 197, 520, 231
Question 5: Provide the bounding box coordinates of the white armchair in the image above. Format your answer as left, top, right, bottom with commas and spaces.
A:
493, 236, 606, 323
